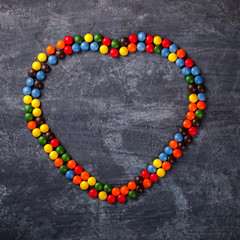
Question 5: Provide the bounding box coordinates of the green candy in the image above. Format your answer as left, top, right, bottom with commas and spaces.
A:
128, 190, 138, 199
94, 34, 103, 43
111, 40, 120, 49
154, 45, 162, 54
38, 136, 47, 145
61, 153, 71, 162
185, 75, 194, 84
95, 182, 104, 192
56, 145, 65, 155
74, 35, 83, 44
25, 113, 34, 121
103, 184, 112, 194
195, 109, 204, 119
59, 165, 68, 174
24, 104, 33, 113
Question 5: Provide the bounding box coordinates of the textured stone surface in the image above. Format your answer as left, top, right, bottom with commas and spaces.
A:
0, 0, 240, 239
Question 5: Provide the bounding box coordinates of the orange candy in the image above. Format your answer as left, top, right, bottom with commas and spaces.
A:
169, 140, 178, 149
46, 45, 55, 55
177, 49, 186, 58
112, 187, 121, 196
67, 160, 76, 169
162, 161, 171, 171
128, 43, 137, 52
143, 179, 152, 188
73, 175, 82, 184
128, 181, 137, 190
120, 186, 129, 195
188, 103, 198, 112
186, 111, 195, 120
173, 149, 182, 158
183, 119, 192, 129
54, 158, 63, 167
27, 121, 36, 130
57, 40, 65, 49
197, 101, 206, 110
81, 171, 90, 180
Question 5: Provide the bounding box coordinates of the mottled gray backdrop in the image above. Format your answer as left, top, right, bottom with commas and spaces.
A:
0, 0, 240, 239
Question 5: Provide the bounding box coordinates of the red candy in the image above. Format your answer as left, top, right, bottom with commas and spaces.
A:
50, 138, 59, 147
129, 34, 138, 43
107, 195, 116, 204
64, 46, 72, 55
162, 39, 171, 48
173, 149, 182, 158
117, 194, 126, 203
74, 165, 83, 175
146, 43, 154, 53
185, 59, 194, 68
64, 35, 73, 45
188, 127, 197, 136
89, 189, 98, 198
141, 170, 150, 179
102, 37, 111, 46
145, 35, 153, 44
150, 173, 158, 182
109, 48, 119, 58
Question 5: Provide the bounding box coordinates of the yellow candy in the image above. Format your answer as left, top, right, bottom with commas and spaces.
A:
119, 46, 128, 56
189, 94, 198, 103
98, 191, 107, 200
49, 151, 58, 160
80, 181, 89, 190
87, 177, 97, 186
84, 33, 93, 43
38, 53, 47, 62
99, 45, 108, 54
32, 128, 41, 137
44, 144, 53, 153
31, 99, 40, 108
153, 159, 162, 168
40, 124, 49, 133
153, 36, 162, 45
32, 108, 42, 117
32, 61, 41, 71
156, 168, 166, 177
23, 95, 32, 104
168, 53, 177, 62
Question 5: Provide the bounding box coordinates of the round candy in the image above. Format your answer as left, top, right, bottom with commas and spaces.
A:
73, 175, 82, 184
168, 53, 177, 62
38, 53, 47, 62
185, 59, 194, 68
54, 158, 63, 168
192, 118, 201, 127
176, 58, 185, 67
128, 190, 138, 199
98, 191, 107, 200
87, 177, 96, 186
162, 161, 171, 171
136, 185, 144, 194
129, 34, 138, 43
188, 127, 197, 136
32, 61, 41, 71
183, 119, 192, 129
64, 35, 73, 45
67, 160, 76, 169
147, 165, 156, 173
188, 103, 198, 112
26, 78, 34, 87
80, 181, 89, 190
90, 42, 99, 51
197, 101, 206, 110
40, 124, 49, 133
56, 145, 65, 155
182, 67, 191, 76
103, 184, 112, 194
135, 176, 143, 185
23, 86, 31, 95
72, 43, 81, 53
143, 179, 152, 188
146, 43, 154, 53
161, 48, 170, 58
197, 84, 205, 93
191, 66, 200, 76
159, 152, 168, 161
74, 165, 83, 175
188, 83, 197, 92
31, 89, 41, 98
34, 80, 43, 90
169, 44, 178, 53
145, 35, 153, 44
186, 75, 194, 84
189, 93, 198, 103
32, 108, 41, 117
36, 71, 45, 81
111, 40, 120, 49
48, 55, 58, 65
64, 46, 72, 55
138, 32, 146, 41
153, 159, 162, 168
28, 69, 36, 78
195, 109, 204, 119
150, 173, 158, 183
46, 46, 55, 55
137, 42, 145, 52
154, 45, 162, 54
24, 104, 33, 113
186, 111, 195, 120
27, 121, 36, 130
41, 64, 51, 73
164, 146, 173, 155
173, 149, 182, 158
44, 144, 53, 153
99, 45, 108, 54
81, 171, 90, 181
95, 182, 104, 192
57, 40, 65, 49
89, 189, 98, 198
107, 195, 116, 204
32, 128, 41, 137
74, 35, 84, 44
109, 48, 119, 58
169, 140, 178, 149
128, 43, 137, 53
119, 46, 128, 56
128, 181, 137, 190
179, 126, 188, 135
162, 39, 171, 48
102, 37, 111, 46
49, 151, 58, 160
153, 36, 162, 45
65, 170, 74, 180
62, 153, 71, 162
117, 194, 126, 203
174, 133, 184, 142
177, 49, 186, 58
45, 131, 54, 140
168, 155, 177, 164
55, 49, 65, 59
198, 93, 206, 101
120, 186, 129, 195
195, 75, 204, 84
80, 42, 89, 51
59, 165, 68, 174
156, 168, 165, 177
94, 34, 103, 43
120, 37, 129, 46
25, 113, 33, 122
50, 138, 59, 147
141, 170, 150, 179
112, 187, 121, 196
35, 116, 45, 125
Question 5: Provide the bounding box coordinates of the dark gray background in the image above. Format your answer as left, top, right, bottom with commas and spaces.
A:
1, 0, 240, 239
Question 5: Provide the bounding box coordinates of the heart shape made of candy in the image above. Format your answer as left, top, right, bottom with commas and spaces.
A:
23, 32, 206, 204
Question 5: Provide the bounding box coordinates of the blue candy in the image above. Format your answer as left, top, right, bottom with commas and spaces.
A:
191, 66, 200, 76
137, 42, 145, 52
48, 55, 58, 65
175, 58, 185, 68
31, 88, 41, 98
81, 41, 89, 51
164, 146, 173, 155
182, 67, 191, 76
72, 43, 81, 52
174, 133, 183, 142
161, 48, 170, 57
65, 170, 75, 180
195, 75, 204, 85
169, 44, 178, 53
138, 32, 146, 41
198, 93, 206, 101
26, 77, 34, 87
36, 71, 45, 81
159, 152, 168, 161
90, 42, 99, 51
147, 165, 157, 174
23, 86, 31, 95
